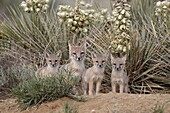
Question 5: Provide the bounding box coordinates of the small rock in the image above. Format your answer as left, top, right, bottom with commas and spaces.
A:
91, 109, 96, 113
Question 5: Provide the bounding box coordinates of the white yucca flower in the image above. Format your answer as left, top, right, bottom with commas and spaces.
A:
156, 1, 162, 6
20, 0, 49, 13
125, 11, 131, 17
33, 0, 39, 3
101, 9, 108, 14
120, 25, 126, 30
155, 0, 170, 22
45, 0, 49, 3
20, 1, 27, 7
24, 7, 29, 12
30, 7, 33, 12
85, 4, 92, 8
121, 9, 126, 14
80, 1, 86, 6
67, 18, 73, 23
35, 8, 40, 13
42, 5, 48, 11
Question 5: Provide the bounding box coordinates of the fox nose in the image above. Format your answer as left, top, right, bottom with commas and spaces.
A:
52, 64, 55, 67
77, 57, 81, 61
99, 65, 102, 68
116, 67, 120, 71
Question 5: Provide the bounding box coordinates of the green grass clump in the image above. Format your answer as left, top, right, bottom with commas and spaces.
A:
152, 104, 165, 113
12, 70, 79, 110
62, 101, 78, 113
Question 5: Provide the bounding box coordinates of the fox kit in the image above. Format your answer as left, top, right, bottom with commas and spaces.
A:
35, 50, 62, 77
111, 55, 129, 93
63, 40, 86, 80
83, 52, 108, 96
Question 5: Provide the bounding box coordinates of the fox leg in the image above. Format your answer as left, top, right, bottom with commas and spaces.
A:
112, 83, 116, 93
83, 82, 88, 95
120, 83, 124, 93
96, 80, 101, 95
88, 80, 94, 96
125, 84, 128, 93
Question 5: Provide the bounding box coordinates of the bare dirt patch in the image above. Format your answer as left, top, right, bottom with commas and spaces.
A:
0, 93, 170, 113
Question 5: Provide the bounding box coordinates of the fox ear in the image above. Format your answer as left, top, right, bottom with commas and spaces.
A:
68, 40, 73, 55
45, 52, 50, 58
56, 50, 62, 58
111, 54, 115, 62
91, 52, 97, 58
104, 51, 109, 59
81, 39, 86, 49
68, 40, 71, 50
122, 55, 126, 61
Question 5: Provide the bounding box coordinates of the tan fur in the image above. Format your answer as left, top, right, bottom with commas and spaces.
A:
83, 52, 108, 96
111, 55, 129, 93
62, 40, 86, 80
35, 50, 62, 78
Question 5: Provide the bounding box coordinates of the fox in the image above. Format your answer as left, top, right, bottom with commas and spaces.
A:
62, 40, 86, 80
35, 50, 62, 78
111, 54, 129, 93
83, 52, 108, 96
61, 40, 86, 95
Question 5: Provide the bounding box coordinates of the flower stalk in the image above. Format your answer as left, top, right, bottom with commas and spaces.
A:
109, 0, 132, 54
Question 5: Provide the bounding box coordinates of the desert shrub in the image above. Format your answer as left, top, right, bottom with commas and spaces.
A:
0, 62, 35, 98
12, 70, 79, 109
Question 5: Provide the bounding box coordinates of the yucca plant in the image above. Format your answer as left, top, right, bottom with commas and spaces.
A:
12, 70, 79, 110
0, 0, 72, 67
127, 0, 170, 93
86, 0, 170, 93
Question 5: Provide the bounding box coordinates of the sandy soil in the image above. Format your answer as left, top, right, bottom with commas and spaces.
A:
0, 93, 170, 113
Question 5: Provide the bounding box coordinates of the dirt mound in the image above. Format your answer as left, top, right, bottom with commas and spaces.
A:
0, 93, 170, 113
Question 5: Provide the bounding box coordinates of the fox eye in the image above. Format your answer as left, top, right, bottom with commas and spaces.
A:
113, 63, 116, 66
55, 60, 58, 62
49, 60, 52, 62
96, 61, 98, 63
120, 64, 123, 66
73, 53, 76, 55
102, 60, 105, 63
80, 52, 84, 55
